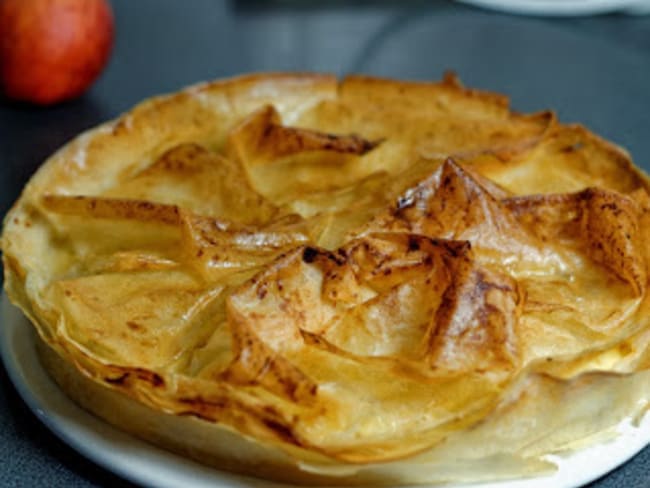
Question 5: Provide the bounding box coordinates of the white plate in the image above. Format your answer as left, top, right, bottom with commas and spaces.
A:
2, 293, 650, 488
457, 0, 650, 16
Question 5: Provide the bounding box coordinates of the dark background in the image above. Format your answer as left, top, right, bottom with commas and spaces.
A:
1, 1, 650, 486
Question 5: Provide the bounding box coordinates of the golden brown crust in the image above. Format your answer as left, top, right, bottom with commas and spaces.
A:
3, 72, 650, 485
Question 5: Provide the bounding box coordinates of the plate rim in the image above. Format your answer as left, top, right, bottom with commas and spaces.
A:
457, 0, 650, 15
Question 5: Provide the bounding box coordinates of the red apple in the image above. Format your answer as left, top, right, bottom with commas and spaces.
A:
0, 0, 114, 105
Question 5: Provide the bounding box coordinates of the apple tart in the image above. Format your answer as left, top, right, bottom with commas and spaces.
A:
3, 73, 650, 485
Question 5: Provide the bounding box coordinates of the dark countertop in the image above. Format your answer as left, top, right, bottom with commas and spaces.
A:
1, 1, 650, 486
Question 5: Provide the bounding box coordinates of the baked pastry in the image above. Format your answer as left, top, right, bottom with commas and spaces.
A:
3, 73, 650, 485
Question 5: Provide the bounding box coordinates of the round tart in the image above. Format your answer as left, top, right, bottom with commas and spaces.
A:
3, 73, 650, 485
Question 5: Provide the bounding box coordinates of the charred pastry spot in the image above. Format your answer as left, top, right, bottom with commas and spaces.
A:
600, 202, 620, 212
257, 283, 268, 300
360, 135, 382, 154
262, 418, 300, 445
129, 368, 165, 387
150, 373, 165, 387
262, 123, 274, 139
302, 246, 319, 263
561, 142, 584, 153
138, 201, 154, 210
442, 240, 471, 258
326, 251, 346, 266
126, 321, 144, 332
196, 248, 205, 258
262, 404, 280, 419
408, 237, 421, 252
177, 400, 230, 423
